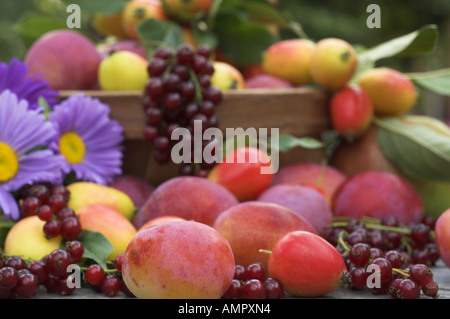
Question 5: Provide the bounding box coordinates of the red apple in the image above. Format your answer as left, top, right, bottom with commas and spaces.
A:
267, 230, 348, 297
208, 147, 274, 201
434, 208, 450, 268
330, 85, 374, 138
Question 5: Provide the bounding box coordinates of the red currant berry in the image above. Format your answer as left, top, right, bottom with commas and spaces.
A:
245, 263, 266, 281
222, 279, 242, 299
27, 260, 48, 284
45, 249, 72, 278
4, 256, 27, 271
0, 267, 18, 290
263, 277, 284, 299
85, 264, 105, 286
14, 273, 39, 298
43, 219, 61, 238
396, 278, 421, 299
60, 216, 82, 241
241, 279, 266, 299
349, 243, 371, 267
409, 264, 433, 286
38, 205, 53, 221
65, 240, 84, 261
101, 275, 122, 297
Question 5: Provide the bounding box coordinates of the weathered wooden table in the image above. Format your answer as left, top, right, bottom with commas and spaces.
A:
31, 259, 450, 300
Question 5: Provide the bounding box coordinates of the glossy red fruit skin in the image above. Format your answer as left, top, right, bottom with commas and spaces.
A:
330, 85, 373, 138
434, 208, 450, 268
267, 231, 348, 297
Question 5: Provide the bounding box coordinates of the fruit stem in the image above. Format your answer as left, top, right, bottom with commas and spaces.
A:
364, 223, 411, 234
392, 267, 410, 278
337, 230, 351, 252
258, 249, 273, 255
187, 68, 204, 105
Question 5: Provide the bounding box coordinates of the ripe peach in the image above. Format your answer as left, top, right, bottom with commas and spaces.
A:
434, 209, 450, 267
162, 0, 212, 23
267, 230, 347, 297
122, 220, 235, 299
133, 176, 239, 229
208, 147, 274, 201
4, 216, 62, 261
330, 85, 374, 138
310, 38, 358, 90
137, 215, 186, 232
357, 67, 418, 116
122, 0, 167, 40
213, 201, 316, 271
244, 74, 293, 89
210, 62, 245, 90
332, 171, 424, 224
109, 174, 154, 210
272, 162, 347, 201
77, 204, 137, 260
25, 30, 101, 90
258, 184, 333, 236
262, 39, 316, 85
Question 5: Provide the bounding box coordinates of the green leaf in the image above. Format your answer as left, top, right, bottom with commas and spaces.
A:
60, 0, 126, 15
358, 24, 438, 65
78, 230, 114, 269
275, 134, 324, 153
375, 115, 450, 183
192, 24, 218, 50
14, 15, 68, 46
214, 13, 277, 66
242, 0, 290, 28
407, 68, 450, 96
137, 18, 184, 53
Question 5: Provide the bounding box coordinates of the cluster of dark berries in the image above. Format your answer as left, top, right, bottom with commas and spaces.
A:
143, 44, 222, 177
222, 263, 284, 299
324, 215, 439, 299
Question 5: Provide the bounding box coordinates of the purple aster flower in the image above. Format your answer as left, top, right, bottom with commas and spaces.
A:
0, 90, 65, 220
0, 57, 58, 111
49, 94, 124, 185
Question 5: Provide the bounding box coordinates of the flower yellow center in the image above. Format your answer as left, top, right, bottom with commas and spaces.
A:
0, 142, 19, 183
59, 132, 86, 164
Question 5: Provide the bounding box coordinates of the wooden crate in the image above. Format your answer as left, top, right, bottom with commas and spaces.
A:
59, 88, 331, 186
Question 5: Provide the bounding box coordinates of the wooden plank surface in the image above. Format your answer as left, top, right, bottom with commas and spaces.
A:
31, 259, 450, 299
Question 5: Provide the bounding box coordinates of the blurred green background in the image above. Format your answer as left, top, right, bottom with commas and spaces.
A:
0, 0, 448, 118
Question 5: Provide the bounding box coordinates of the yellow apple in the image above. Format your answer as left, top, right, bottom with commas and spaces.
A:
4, 216, 62, 261
98, 51, 149, 91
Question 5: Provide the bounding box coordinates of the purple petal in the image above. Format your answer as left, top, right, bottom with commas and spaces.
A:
0, 188, 20, 220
